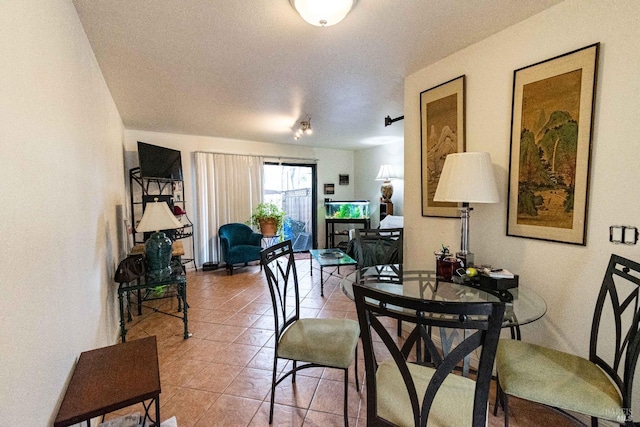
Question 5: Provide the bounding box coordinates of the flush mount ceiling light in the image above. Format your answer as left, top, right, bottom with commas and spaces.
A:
289, 0, 358, 27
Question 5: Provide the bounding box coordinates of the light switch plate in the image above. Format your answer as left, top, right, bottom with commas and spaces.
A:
610, 225, 638, 245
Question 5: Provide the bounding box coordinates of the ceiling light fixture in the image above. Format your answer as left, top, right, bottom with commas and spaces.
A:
294, 117, 312, 140
289, 0, 358, 27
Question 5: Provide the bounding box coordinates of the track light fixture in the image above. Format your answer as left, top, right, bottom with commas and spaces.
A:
294, 117, 312, 140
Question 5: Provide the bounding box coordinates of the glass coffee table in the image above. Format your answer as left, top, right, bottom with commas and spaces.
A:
310, 249, 357, 297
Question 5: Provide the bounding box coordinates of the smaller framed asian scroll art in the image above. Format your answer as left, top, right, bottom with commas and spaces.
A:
420, 75, 465, 217
507, 43, 599, 245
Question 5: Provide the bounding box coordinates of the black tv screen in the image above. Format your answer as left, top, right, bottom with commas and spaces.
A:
137, 141, 183, 181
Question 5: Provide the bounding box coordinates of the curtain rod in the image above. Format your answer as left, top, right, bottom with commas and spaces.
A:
194, 151, 318, 163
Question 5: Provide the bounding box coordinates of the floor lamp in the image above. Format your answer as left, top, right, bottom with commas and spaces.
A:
433, 152, 499, 267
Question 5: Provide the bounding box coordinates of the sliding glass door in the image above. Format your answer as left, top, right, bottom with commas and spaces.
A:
263, 162, 317, 251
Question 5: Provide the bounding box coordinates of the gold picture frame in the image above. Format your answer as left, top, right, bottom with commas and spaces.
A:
507, 43, 599, 245
420, 75, 465, 217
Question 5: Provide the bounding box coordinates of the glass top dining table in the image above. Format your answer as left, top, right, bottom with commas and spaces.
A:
340, 268, 547, 334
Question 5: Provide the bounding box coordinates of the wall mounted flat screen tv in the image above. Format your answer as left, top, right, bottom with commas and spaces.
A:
137, 141, 183, 181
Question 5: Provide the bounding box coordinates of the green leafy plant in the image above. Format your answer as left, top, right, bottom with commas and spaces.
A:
248, 202, 285, 233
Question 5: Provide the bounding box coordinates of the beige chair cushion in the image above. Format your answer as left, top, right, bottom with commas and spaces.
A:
376, 360, 477, 427
496, 339, 624, 421
278, 318, 360, 369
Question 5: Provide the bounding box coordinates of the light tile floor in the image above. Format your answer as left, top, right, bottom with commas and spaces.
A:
107, 257, 581, 426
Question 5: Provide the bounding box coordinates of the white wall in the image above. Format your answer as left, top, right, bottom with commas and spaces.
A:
124, 130, 355, 255
354, 141, 404, 227
0, 1, 126, 424
405, 0, 640, 358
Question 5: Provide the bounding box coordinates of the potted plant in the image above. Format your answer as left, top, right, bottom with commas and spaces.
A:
249, 203, 285, 237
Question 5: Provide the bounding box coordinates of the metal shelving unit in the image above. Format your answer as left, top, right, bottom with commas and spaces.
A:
129, 167, 196, 271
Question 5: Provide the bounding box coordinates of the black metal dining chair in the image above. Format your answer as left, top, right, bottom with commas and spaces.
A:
353, 228, 403, 275
354, 228, 404, 334
494, 254, 640, 426
261, 240, 360, 426
353, 283, 505, 427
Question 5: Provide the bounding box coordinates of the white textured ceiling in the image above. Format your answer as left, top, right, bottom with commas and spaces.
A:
73, 0, 562, 150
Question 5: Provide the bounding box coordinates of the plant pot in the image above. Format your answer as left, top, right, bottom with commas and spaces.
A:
259, 218, 278, 237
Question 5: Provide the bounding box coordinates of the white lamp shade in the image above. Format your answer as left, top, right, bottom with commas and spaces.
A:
375, 164, 399, 181
136, 200, 183, 232
290, 0, 357, 27
433, 152, 499, 203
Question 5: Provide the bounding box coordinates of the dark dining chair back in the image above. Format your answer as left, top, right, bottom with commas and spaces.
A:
354, 228, 403, 274
261, 240, 360, 425
353, 283, 505, 427
495, 254, 640, 426
354, 228, 404, 334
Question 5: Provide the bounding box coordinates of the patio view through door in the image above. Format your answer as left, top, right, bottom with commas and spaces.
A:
263, 162, 317, 252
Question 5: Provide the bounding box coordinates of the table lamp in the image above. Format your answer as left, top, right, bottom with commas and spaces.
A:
375, 164, 399, 202
136, 198, 184, 281
433, 152, 499, 267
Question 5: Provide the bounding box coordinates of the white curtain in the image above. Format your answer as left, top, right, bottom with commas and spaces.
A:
194, 152, 263, 265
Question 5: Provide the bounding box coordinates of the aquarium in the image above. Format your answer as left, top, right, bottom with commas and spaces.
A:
324, 200, 370, 219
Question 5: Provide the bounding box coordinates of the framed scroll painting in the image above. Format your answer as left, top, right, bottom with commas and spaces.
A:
420, 75, 466, 217
506, 43, 599, 245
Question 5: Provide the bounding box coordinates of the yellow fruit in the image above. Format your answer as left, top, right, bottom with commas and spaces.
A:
466, 267, 478, 277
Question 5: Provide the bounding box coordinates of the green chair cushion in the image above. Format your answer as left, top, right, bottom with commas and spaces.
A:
278, 318, 360, 369
376, 360, 477, 427
496, 339, 624, 421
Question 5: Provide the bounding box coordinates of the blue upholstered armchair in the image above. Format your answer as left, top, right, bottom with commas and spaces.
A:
219, 223, 262, 275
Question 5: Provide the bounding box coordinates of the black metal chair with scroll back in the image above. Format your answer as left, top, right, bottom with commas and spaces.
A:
494, 254, 640, 426
353, 283, 505, 427
261, 240, 360, 426
354, 227, 404, 335
353, 228, 403, 277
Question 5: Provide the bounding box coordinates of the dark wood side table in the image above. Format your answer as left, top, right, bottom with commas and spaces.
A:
54, 336, 161, 427
380, 200, 393, 220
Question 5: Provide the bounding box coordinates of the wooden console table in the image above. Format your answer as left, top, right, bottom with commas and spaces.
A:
54, 336, 161, 427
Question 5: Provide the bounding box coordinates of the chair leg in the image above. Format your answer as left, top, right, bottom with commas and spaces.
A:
354, 345, 360, 392
269, 358, 278, 424
493, 375, 501, 416
292, 360, 297, 383
343, 368, 349, 427
503, 392, 510, 427
397, 319, 402, 337
494, 375, 510, 427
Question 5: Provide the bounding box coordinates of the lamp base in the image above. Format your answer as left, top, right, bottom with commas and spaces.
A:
458, 204, 473, 267
144, 231, 173, 281
456, 251, 474, 268
380, 181, 393, 202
